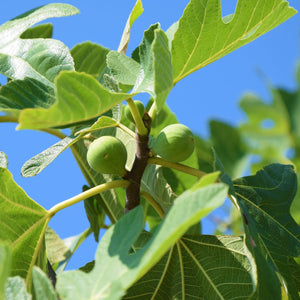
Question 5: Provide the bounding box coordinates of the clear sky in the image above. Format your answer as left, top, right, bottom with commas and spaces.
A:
1, 1, 300, 270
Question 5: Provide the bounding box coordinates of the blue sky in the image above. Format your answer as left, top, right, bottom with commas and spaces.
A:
1, 1, 300, 269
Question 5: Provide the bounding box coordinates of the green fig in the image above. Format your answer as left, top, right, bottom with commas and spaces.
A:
124, 100, 145, 123
87, 136, 127, 176
152, 124, 194, 162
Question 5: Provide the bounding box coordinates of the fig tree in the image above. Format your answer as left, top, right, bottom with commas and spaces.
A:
87, 136, 127, 176
124, 100, 145, 123
152, 124, 194, 162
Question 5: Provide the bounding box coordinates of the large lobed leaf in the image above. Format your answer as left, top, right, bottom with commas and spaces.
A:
124, 235, 253, 299
108, 23, 173, 111
18, 71, 135, 129
233, 164, 300, 299
0, 4, 78, 84
171, 0, 297, 83
57, 176, 228, 299
0, 165, 49, 289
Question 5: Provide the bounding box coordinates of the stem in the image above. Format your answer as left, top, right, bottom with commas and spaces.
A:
123, 132, 150, 213
48, 180, 130, 218
148, 102, 157, 120
117, 122, 136, 138
126, 98, 148, 136
0, 115, 66, 139
148, 157, 206, 178
141, 191, 165, 219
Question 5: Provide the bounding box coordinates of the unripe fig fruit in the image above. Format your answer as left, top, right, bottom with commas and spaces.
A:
124, 100, 145, 123
152, 124, 194, 162
87, 136, 127, 176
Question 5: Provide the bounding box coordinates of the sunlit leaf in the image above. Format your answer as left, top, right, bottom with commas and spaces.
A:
118, 0, 144, 54
0, 4, 78, 82
0, 167, 48, 288
107, 51, 140, 85
21, 136, 78, 177
4, 277, 30, 300
71, 42, 109, 77
172, 0, 297, 83
133, 25, 173, 110
0, 151, 8, 168
18, 71, 135, 129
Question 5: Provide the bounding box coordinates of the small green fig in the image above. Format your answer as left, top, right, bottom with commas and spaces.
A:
87, 136, 127, 176
124, 100, 145, 123
152, 124, 194, 162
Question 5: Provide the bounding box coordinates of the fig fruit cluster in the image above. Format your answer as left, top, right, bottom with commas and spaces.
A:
152, 124, 194, 162
87, 136, 127, 176
124, 100, 145, 123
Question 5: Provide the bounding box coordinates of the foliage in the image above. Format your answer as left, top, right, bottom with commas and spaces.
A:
0, 1, 299, 299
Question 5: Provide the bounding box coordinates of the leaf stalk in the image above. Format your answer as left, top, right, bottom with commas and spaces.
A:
48, 180, 130, 217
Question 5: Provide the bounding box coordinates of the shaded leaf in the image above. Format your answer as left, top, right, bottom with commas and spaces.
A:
71, 42, 109, 77
83, 185, 106, 242
141, 164, 176, 213
20, 23, 53, 39
118, 0, 144, 54
210, 120, 248, 178
45, 227, 70, 267
0, 78, 55, 116
32, 267, 58, 300
18, 71, 135, 129
0, 243, 11, 300
233, 164, 300, 299
57, 177, 228, 299
0, 167, 48, 287
124, 235, 253, 299
56, 229, 92, 274
239, 92, 292, 172
172, 0, 297, 83
4, 277, 30, 300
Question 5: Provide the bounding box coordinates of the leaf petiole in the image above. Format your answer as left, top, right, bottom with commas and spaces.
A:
48, 179, 130, 218
141, 190, 165, 219
117, 122, 136, 138
148, 157, 206, 179
126, 98, 148, 136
